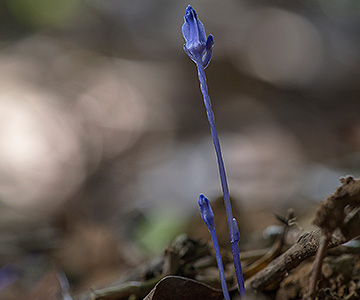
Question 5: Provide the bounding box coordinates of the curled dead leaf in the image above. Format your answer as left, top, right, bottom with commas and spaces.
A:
143, 275, 225, 300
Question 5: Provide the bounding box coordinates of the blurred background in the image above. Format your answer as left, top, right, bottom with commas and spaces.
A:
0, 0, 360, 298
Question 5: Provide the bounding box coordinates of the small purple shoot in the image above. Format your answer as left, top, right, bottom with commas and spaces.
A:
198, 194, 230, 300
231, 218, 245, 296
182, 5, 245, 297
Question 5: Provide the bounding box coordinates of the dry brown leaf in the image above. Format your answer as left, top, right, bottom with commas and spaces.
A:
143, 276, 225, 300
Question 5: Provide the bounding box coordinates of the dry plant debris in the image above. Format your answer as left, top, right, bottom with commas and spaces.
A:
313, 176, 360, 237
143, 276, 225, 300
71, 177, 360, 300
246, 177, 360, 298
307, 177, 360, 299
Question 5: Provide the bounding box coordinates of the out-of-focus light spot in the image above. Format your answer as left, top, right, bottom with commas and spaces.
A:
0, 106, 47, 170
75, 63, 149, 160
243, 8, 324, 88
0, 91, 85, 213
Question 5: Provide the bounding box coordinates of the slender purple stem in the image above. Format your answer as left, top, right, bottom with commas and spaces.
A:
196, 62, 246, 297
210, 227, 231, 300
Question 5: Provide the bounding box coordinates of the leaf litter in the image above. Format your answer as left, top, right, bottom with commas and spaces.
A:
64, 177, 360, 300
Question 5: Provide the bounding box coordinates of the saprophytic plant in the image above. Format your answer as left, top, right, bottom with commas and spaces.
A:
182, 5, 245, 298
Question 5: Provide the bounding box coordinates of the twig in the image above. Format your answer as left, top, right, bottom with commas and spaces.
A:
306, 234, 330, 300
245, 209, 360, 292
243, 209, 295, 279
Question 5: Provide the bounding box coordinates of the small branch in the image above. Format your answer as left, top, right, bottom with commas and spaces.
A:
306, 234, 330, 300
243, 209, 295, 280
245, 210, 360, 292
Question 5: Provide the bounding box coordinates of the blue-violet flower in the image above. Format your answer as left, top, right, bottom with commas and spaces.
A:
182, 5, 245, 298
182, 5, 214, 69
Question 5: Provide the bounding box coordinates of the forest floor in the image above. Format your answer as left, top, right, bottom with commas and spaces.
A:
1, 178, 360, 300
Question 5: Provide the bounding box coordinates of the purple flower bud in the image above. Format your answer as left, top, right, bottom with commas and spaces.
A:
182, 5, 214, 68
198, 194, 215, 231
198, 194, 230, 300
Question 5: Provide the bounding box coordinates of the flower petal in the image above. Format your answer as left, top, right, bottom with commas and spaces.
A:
182, 5, 213, 66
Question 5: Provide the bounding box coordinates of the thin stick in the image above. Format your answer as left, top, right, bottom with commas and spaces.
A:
306, 234, 330, 300
246, 209, 360, 292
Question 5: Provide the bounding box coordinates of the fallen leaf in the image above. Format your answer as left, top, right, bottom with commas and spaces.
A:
143, 275, 225, 300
